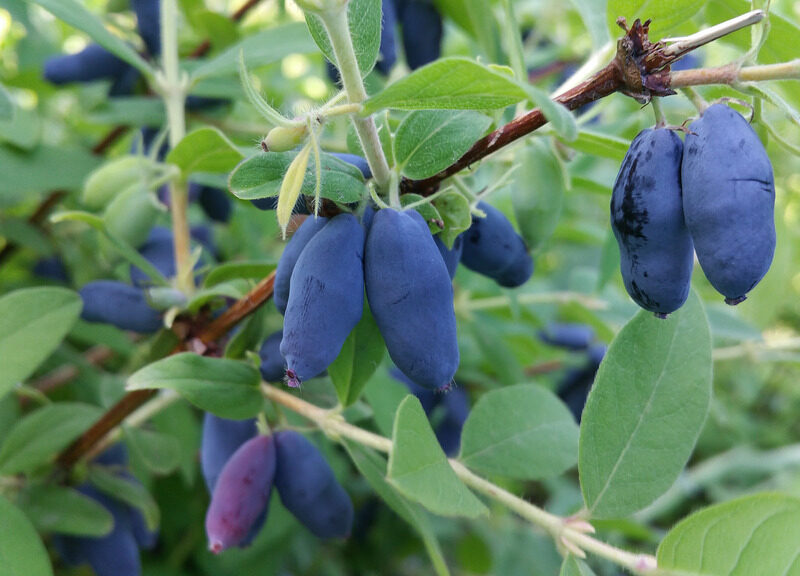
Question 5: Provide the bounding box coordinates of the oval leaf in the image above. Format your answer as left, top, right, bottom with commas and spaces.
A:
388, 396, 487, 519
363, 58, 528, 113
459, 383, 579, 480
329, 304, 386, 407
0, 494, 53, 576
88, 467, 160, 531
579, 291, 712, 518
166, 127, 244, 177
521, 84, 578, 142
228, 151, 365, 204
124, 427, 181, 476
607, 0, 707, 40
306, 0, 381, 76
0, 403, 102, 475
658, 493, 800, 575
0, 287, 82, 400
18, 485, 113, 537
126, 353, 263, 419
395, 110, 492, 180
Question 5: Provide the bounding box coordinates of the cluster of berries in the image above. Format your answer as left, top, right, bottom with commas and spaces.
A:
201, 416, 353, 551
271, 198, 532, 392
611, 103, 775, 317
52, 446, 156, 576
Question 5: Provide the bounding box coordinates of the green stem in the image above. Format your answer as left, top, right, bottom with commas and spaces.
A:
160, 0, 193, 295
651, 97, 667, 127
319, 6, 392, 191
261, 383, 658, 574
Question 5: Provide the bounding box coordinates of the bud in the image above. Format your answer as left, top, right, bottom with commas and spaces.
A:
262, 124, 308, 153
102, 183, 162, 248
83, 156, 157, 210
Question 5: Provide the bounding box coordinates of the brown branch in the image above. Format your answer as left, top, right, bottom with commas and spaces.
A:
56, 270, 277, 469
0, 190, 68, 266
26, 346, 114, 400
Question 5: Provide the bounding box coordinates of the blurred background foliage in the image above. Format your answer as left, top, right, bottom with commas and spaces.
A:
0, 0, 799, 574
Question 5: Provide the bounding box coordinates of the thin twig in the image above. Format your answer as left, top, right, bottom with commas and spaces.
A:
56, 271, 277, 469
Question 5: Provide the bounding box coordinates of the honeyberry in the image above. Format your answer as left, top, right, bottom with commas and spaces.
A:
366, 208, 458, 390
280, 214, 365, 387
461, 201, 533, 288
206, 434, 277, 553
273, 216, 329, 315
273, 431, 354, 539
682, 103, 776, 305
611, 128, 694, 317
79, 281, 162, 333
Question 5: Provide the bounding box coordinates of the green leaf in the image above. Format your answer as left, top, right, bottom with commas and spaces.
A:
228, 152, 365, 204
567, 0, 611, 48
400, 194, 443, 234
579, 291, 712, 518
86, 98, 165, 127
0, 403, 102, 474
28, 0, 154, 77
561, 129, 631, 161
0, 494, 53, 576
432, 0, 501, 61
607, 0, 707, 40
344, 441, 450, 576
17, 485, 113, 537
88, 467, 159, 531
658, 493, 800, 576
329, 303, 385, 407
363, 58, 528, 113
433, 191, 472, 248
0, 145, 100, 207
124, 427, 181, 476
127, 353, 263, 419
167, 127, 244, 177
363, 367, 410, 438
395, 110, 491, 180
203, 261, 276, 288
560, 555, 597, 576
520, 84, 578, 142
0, 287, 82, 401
192, 23, 317, 80
459, 384, 579, 480
306, 0, 382, 76
512, 140, 567, 251
0, 105, 40, 151
388, 396, 487, 518
224, 305, 267, 360
0, 82, 14, 121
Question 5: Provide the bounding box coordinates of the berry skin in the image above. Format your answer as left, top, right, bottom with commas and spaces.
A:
280, 214, 365, 387
273, 216, 329, 315
200, 413, 258, 493
398, 0, 443, 70
538, 323, 595, 351
79, 281, 162, 333
44, 45, 129, 85
611, 128, 694, 317
53, 485, 141, 576
461, 201, 534, 288
682, 103, 776, 305
557, 344, 606, 422
131, 0, 161, 56
259, 330, 285, 382
273, 431, 354, 539
390, 366, 440, 415
365, 208, 459, 390
434, 234, 463, 280
435, 387, 469, 457
33, 256, 69, 283
196, 185, 233, 223
205, 434, 277, 553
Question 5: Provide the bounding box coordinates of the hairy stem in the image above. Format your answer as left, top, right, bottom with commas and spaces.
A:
319, 6, 392, 190
261, 383, 658, 574
161, 0, 193, 295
